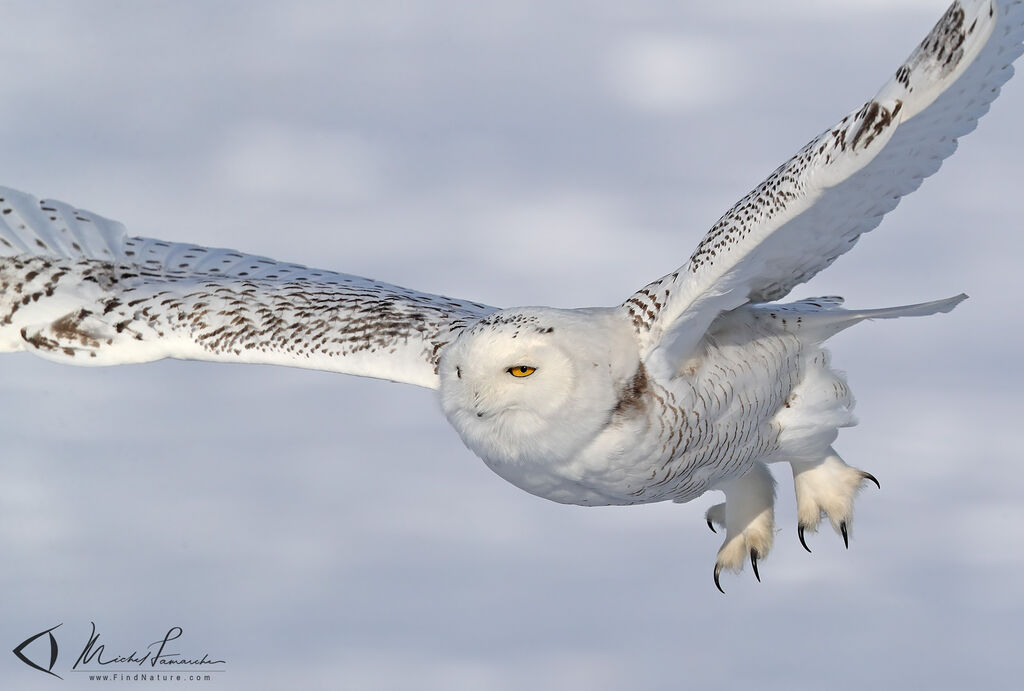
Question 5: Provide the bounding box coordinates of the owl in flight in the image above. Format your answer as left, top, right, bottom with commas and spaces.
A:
1, 0, 1020, 590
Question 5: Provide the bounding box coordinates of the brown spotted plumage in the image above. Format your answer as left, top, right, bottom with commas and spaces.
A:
625, 0, 1021, 381
0, 188, 493, 388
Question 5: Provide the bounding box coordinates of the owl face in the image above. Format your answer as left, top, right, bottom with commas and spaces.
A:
439, 307, 639, 470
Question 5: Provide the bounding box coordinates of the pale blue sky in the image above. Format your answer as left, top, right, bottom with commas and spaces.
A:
2, 1, 1022, 689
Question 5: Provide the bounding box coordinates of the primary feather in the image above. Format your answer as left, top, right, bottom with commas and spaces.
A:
0, 186, 494, 389
625, 0, 1024, 377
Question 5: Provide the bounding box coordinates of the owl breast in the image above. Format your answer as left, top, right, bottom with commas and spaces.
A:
439, 304, 849, 508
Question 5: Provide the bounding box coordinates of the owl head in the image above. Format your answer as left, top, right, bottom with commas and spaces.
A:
439, 307, 641, 471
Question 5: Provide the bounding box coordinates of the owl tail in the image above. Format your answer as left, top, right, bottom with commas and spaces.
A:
750, 294, 967, 343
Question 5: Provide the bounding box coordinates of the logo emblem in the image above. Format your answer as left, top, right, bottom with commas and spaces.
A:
12, 623, 62, 679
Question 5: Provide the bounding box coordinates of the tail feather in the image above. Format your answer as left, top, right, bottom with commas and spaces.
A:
747, 294, 968, 342
834, 294, 967, 320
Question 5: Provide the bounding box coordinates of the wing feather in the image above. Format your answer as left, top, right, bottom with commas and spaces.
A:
623, 0, 1023, 374
0, 186, 495, 389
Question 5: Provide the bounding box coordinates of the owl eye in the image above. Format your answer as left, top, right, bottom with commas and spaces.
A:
507, 365, 536, 378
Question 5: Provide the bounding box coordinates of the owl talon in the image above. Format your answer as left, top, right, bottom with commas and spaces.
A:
704, 502, 725, 534
791, 448, 873, 551
709, 462, 775, 591
798, 524, 812, 553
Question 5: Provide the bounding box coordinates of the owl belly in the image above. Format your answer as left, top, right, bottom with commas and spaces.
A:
477, 400, 779, 508
475, 379, 782, 508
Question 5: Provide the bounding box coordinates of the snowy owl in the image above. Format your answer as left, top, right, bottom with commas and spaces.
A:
1, 0, 1021, 592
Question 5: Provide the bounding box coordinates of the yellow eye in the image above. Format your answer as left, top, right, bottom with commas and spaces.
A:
508, 365, 536, 378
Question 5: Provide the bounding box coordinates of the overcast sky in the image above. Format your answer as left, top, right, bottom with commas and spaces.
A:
2, 1, 1022, 689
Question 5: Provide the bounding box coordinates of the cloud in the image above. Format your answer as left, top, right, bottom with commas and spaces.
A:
212, 122, 386, 205
605, 35, 740, 113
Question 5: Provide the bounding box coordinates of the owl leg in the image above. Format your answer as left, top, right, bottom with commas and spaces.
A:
705, 461, 776, 593
789, 446, 879, 552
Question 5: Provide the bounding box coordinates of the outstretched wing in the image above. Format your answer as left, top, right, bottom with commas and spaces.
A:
623, 0, 1024, 375
0, 186, 495, 389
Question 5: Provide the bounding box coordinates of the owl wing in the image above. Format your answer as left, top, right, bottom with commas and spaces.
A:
0, 186, 496, 390
624, 0, 1024, 374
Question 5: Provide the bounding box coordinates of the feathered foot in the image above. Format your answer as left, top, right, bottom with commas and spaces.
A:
705, 461, 776, 593
789, 447, 879, 552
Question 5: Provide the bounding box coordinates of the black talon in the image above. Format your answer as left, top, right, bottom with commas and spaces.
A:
798, 525, 812, 553
860, 471, 881, 489
750, 549, 760, 582
840, 521, 849, 549
707, 518, 717, 534
713, 565, 725, 594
